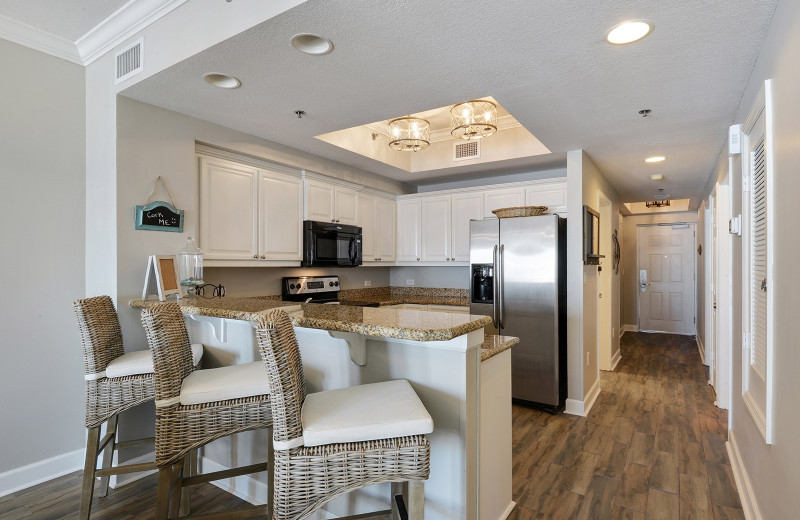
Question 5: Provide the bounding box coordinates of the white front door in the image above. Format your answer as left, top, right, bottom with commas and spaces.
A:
638, 224, 696, 334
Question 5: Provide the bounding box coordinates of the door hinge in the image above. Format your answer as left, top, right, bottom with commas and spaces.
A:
693, 317, 696, 324
743, 331, 749, 351
743, 175, 750, 192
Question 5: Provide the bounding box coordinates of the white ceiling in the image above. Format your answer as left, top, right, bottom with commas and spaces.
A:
0, 0, 128, 41
1, 0, 778, 204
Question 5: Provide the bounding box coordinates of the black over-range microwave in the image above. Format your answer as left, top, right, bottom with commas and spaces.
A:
301, 221, 362, 267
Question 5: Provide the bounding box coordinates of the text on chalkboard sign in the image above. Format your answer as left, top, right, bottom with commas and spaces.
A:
135, 201, 184, 232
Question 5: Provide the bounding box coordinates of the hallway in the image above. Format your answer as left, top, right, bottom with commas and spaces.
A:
509, 332, 743, 519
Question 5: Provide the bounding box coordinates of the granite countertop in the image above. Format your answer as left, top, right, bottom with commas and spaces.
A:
338, 287, 470, 307
480, 335, 519, 362
286, 304, 490, 341
129, 297, 490, 342
129, 297, 301, 322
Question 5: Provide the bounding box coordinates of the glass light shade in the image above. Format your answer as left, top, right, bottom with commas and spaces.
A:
450, 100, 497, 140
388, 117, 431, 152
177, 236, 204, 295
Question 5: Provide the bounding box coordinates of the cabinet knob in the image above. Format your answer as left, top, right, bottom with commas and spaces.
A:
253, 255, 258, 259
417, 258, 420, 261
260, 255, 266, 259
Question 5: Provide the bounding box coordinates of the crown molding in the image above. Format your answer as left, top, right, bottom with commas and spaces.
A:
0, 13, 82, 64
77, 0, 188, 65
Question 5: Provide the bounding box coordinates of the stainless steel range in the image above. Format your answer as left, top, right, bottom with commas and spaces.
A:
282, 275, 341, 303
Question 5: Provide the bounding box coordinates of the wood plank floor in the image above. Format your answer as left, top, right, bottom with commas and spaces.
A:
509, 332, 743, 520
1, 332, 741, 519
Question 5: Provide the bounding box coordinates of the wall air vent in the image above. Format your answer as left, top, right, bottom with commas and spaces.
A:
115, 38, 143, 85
453, 140, 480, 161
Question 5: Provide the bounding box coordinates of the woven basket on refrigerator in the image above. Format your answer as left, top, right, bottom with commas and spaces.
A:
491, 206, 548, 218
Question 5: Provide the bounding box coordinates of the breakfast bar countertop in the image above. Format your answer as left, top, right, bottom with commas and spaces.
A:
129, 297, 491, 342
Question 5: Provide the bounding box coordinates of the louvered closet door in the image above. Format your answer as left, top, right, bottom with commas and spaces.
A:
637, 224, 696, 334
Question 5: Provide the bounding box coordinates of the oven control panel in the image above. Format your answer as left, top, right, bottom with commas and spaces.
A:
282, 276, 340, 295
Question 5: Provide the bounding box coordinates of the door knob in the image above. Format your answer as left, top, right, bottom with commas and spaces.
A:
761, 279, 767, 292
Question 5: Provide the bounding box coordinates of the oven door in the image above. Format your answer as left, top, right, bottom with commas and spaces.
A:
303, 224, 362, 267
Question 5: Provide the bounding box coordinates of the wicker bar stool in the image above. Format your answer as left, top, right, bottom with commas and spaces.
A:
140, 302, 273, 520
256, 309, 432, 520
74, 295, 203, 519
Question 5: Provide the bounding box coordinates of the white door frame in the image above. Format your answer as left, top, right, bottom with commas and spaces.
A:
597, 191, 613, 370
703, 200, 714, 371
635, 223, 697, 335
714, 173, 732, 411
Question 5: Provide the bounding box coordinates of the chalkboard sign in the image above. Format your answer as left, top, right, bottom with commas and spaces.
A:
135, 201, 184, 232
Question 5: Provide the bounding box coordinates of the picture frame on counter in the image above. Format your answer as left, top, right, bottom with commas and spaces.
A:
142, 255, 181, 301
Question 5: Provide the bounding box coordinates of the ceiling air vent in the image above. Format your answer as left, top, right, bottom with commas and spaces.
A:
115, 38, 143, 85
453, 140, 480, 161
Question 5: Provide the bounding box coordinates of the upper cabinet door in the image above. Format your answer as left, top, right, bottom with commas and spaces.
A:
199, 157, 258, 260
334, 186, 358, 225
357, 193, 376, 261
375, 196, 396, 261
483, 187, 525, 218
451, 193, 483, 261
526, 184, 567, 212
396, 199, 421, 261
421, 196, 452, 261
259, 170, 303, 260
305, 179, 335, 222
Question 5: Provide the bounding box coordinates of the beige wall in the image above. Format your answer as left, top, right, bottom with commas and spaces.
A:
620, 211, 699, 329
566, 150, 621, 408
0, 39, 86, 473
702, 1, 800, 517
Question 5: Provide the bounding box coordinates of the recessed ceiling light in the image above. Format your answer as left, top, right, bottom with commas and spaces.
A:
607, 21, 653, 45
650, 174, 664, 181
203, 72, 241, 89
645, 156, 666, 163
291, 33, 334, 55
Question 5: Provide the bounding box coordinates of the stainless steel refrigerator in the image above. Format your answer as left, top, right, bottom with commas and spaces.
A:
469, 214, 567, 412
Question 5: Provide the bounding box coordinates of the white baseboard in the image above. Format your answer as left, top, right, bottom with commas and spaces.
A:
200, 457, 335, 518
565, 378, 602, 417
109, 451, 156, 489
696, 337, 706, 365
620, 324, 639, 336
0, 448, 85, 498
726, 430, 763, 520
498, 501, 516, 520
610, 350, 622, 371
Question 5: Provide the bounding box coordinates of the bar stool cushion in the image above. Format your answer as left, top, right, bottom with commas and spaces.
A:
301, 379, 433, 447
179, 361, 270, 406
105, 344, 204, 379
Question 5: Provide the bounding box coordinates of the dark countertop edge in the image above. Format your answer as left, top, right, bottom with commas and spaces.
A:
480, 336, 519, 362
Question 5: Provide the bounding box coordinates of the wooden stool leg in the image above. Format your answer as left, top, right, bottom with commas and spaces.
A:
407, 481, 424, 520
267, 429, 274, 520
97, 415, 118, 497
180, 449, 196, 516
155, 466, 172, 520
168, 458, 186, 519
391, 482, 409, 520
79, 426, 101, 520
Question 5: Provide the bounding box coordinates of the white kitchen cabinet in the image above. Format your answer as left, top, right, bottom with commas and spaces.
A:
526, 184, 567, 213
483, 187, 525, 217
451, 193, 483, 261
304, 178, 358, 225
334, 186, 358, 225
357, 193, 376, 261
396, 199, 421, 261
305, 179, 335, 222
199, 157, 258, 260
259, 169, 303, 261
375, 196, 396, 262
428, 304, 470, 314
421, 196, 452, 261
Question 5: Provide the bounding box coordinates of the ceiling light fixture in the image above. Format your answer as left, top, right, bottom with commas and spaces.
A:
645, 156, 666, 163
290, 33, 334, 55
388, 117, 431, 152
203, 72, 241, 89
650, 174, 664, 181
450, 100, 498, 140
607, 21, 654, 45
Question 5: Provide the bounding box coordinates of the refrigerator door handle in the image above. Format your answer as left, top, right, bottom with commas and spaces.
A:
492, 244, 499, 328
498, 243, 505, 329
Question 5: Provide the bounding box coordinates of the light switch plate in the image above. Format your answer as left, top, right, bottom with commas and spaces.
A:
406, 279, 415, 286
